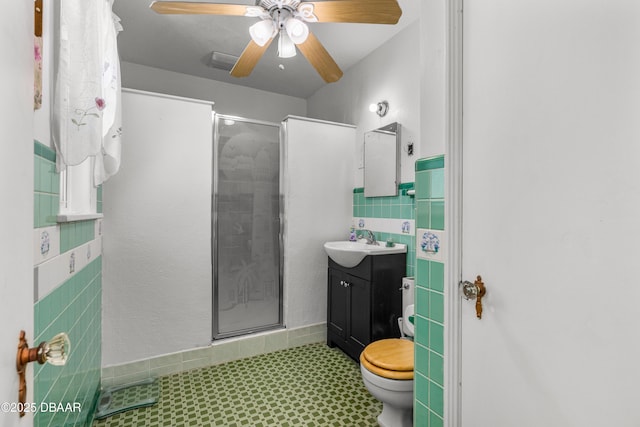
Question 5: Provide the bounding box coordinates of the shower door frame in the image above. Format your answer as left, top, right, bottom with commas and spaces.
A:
212, 114, 284, 340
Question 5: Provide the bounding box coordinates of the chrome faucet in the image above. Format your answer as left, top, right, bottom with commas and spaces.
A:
358, 229, 378, 245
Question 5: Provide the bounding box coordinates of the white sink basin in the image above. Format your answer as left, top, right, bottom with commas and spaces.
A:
323, 241, 407, 268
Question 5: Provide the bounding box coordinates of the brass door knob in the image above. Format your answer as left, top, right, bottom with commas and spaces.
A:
460, 275, 487, 319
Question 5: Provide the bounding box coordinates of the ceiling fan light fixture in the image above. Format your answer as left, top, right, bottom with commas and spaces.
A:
285, 17, 309, 44
277, 30, 297, 58
249, 19, 276, 46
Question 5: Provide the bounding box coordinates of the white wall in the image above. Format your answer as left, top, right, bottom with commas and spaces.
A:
283, 117, 355, 329
121, 62, 307, 123
307, 21, 420, 187
0, 3, 36, 427
102, 90, 214, 366
419, 0, 446, 159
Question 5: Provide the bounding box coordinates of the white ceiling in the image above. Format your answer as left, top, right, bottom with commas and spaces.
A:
112, 0, 420, 99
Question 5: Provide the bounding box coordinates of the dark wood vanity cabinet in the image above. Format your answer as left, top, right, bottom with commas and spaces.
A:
326, 253, 406, 361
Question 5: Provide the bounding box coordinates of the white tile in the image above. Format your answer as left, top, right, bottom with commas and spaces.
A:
33, 225, 60, 266
149, 352, 182, 369
352, 218, 415, 236
238, 335, 266, 359
112, 359, 150, 378
183, 358, 211, 372
35, 236, 102, 301
211, 340, 239, 365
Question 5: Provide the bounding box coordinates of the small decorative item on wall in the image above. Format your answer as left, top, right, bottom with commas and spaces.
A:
34, 0, 43, 110
402, 221, 411, 234
420, 231, 440, 253
69, 252, 75, 274
417, 228, 445, 263
40, 231, 50, 256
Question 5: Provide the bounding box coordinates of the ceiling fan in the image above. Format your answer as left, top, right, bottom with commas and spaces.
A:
149, 0, 402, 83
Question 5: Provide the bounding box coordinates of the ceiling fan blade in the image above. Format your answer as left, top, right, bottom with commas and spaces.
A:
230, 38, 274, 78
305, 0, 402, 24
150, 1, 250, 15
297, 32, 343, 83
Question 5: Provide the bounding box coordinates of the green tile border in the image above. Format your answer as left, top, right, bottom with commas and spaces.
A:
415, 155, 444, 172
60, 220, 96, 253
34, 140, 56, 163
353, 182, 414, 195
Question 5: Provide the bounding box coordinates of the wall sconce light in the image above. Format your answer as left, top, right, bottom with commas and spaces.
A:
369, 101, 389, 117
16, 330, 70, 417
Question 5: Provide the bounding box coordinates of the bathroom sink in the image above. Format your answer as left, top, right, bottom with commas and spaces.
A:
323, 241, 407, 268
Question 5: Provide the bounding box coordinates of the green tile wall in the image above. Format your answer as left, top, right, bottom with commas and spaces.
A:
352, 183, 415, 276
34, 257, 102, 427
414, 156, 445, 426
97, 185, 103, 214
60, 221, 96, 254
34, 141, 60, 228
352, 184, 415, 220
33, 140, 103, 426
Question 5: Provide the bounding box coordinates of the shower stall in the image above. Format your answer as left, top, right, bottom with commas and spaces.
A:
213, 115, 283, 339
105, 90, 355, 365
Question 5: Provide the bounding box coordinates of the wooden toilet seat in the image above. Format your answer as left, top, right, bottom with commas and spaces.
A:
360, 339, 414, 380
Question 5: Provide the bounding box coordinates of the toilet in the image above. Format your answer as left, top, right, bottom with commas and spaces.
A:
360, 277, 415, 427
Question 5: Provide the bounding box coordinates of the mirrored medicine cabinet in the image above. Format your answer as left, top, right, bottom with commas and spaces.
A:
364, 122, 400, 197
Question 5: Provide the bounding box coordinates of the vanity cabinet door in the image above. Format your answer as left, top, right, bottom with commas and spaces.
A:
327, 268, 349, 340
346, 274, 371, 354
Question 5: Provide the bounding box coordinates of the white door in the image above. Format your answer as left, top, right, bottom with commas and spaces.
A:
458, 0, 640, 426
0, 2, 37, 427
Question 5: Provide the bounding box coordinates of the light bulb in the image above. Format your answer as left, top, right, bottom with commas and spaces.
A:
285, 17, 309, 44
249, 19, 276, 47
278, 30, 296, 58
369, 101, 389, 117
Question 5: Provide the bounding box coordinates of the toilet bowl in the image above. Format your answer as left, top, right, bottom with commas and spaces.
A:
360, 338, 414, 427
360, 277, 415, 427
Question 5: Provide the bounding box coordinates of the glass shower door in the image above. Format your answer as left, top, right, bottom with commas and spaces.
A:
213, 115, 282, 339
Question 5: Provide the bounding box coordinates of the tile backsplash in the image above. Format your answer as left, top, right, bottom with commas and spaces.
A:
352, 183, 415, 276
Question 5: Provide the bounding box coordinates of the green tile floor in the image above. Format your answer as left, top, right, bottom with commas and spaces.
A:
93, 343, 381, 427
